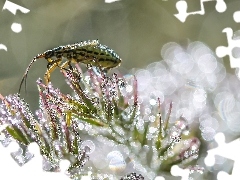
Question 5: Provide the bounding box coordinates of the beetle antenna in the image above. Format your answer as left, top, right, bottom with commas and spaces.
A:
19, 56, 41, 94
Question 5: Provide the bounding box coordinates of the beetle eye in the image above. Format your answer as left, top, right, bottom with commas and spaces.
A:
45, 50, 53, 57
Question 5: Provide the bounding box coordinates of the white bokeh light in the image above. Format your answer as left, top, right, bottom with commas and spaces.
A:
11, 23, 22, 33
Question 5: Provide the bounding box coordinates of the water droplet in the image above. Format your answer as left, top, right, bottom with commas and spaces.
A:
175, 117, 189, 132
118, 79, 126, 88
92, 97, 99, 105
81, 140, 95, 154
107, 151, 126, 172
149, 99, 157, 105
168, 150, 174, 157
126, 85, 133, 93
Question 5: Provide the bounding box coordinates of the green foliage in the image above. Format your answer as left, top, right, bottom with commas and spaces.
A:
0, 64, 201, 178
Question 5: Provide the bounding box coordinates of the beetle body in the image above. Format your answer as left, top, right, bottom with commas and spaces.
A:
19, 40, 122, 93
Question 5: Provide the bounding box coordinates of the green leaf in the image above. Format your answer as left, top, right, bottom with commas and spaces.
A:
6, 126, 29, 145
142, 122, 149, 146
72, 114, 106, 127
22, 116, 31, 129
112, 99, 119, 118
73, 136, 79, 155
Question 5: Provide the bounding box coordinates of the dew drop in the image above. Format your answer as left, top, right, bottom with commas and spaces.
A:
107, 151, 126, 172
81, 140, 95, 154
118, 79, 126, 88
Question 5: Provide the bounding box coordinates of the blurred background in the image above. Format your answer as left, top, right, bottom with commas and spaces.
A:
1, 0, 240, 179
0, 0, 239, 107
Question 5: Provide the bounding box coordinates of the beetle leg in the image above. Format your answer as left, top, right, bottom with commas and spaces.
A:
44, 58, 62, 84
60, 59, 82, 82
59, 60, 70, 70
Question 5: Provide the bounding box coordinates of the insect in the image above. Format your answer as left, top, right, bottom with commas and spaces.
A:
19, 40, 122, 93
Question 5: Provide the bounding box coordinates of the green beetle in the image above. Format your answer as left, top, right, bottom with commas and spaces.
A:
19, 40, 122, 93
